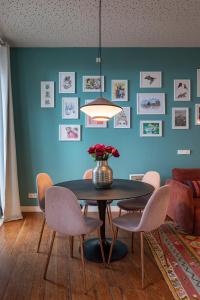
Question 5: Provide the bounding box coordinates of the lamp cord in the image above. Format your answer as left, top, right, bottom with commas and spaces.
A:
98, 0, 102, 97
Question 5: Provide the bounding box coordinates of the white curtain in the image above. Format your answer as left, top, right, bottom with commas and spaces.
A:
0, 45, 22, 222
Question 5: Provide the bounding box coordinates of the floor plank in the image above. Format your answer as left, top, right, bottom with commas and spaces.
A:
0, 213, 174, 300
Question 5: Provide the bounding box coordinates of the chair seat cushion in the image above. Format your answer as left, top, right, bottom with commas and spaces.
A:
117, 196, 149, 211
84, 199, 113, 206
112, 212, 142, 232
84, 216, 102, 234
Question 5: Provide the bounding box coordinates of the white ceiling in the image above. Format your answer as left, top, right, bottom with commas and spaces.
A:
1, 0, 200, 47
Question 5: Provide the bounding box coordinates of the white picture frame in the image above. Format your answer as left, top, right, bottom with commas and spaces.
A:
137, 93, 165, 115
41, 81, 54, 108
174, 79, 190, 101
197, 69, 200, 97
62, 97, 79, 119
111, 80, 128, 101
140, 120, 162, 137
195, 104, 200, 125
59, 72, 75, 93
59, 125, 81, 141
82, 76, 104, 92
172, 107, 189, 129
140, 72, 162, 88
114, 107, 131, 128
129, 174, 144, 181
85, 100, 107, 128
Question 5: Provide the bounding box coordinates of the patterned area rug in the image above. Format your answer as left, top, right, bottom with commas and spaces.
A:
145, 223, 200, 300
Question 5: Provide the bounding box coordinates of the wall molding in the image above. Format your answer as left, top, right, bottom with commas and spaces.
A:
21, 205, 120, 213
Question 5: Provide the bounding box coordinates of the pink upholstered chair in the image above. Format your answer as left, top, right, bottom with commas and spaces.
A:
108, 185, 170, 288
44, 186, 105, 292
36, 173, 53, 252
83, 169, 113, 225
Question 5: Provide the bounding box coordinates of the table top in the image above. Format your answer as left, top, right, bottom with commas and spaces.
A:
56, 179, 154, 201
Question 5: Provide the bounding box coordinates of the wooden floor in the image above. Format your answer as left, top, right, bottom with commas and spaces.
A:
0, 212, 174, 300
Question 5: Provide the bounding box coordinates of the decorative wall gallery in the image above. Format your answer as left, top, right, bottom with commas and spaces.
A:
40, 69, 200, 141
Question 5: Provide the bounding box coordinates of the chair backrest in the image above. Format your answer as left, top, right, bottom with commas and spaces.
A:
137, 185, 170, 232
172, 168, 200, 181
36, 173, 53, 211
83, 169, 93, 179
45, 186, 89, 236
142, 171, 160, 190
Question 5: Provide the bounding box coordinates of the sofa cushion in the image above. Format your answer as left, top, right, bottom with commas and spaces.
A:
172, 168, 200, 181
183, 180, 200, 197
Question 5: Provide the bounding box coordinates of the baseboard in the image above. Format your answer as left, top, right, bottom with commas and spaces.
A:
21, 205, 120, 213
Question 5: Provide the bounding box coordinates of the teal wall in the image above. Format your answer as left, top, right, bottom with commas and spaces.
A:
10, 48, 200, 206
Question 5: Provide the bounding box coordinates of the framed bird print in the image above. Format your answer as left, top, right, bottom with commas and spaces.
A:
140, 72, 162, 88
174, 79, 190, 101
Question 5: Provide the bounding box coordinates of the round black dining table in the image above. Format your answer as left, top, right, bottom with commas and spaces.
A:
56, 179, 154, 263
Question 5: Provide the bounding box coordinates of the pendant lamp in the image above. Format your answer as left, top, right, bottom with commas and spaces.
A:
80, 0, 122, 121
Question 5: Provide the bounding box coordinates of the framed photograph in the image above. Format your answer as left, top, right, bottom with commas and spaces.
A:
59, 72, 75, 93
174, 79, 190, 101
129, 174, 144, 181
85, 100, 107, 128
195, 104, 200, 125
111, 80, 128, 101
114, 107, 131, 128
140, 72, 162, 88
140, 121, 162, 137
41, 81, 54, 108
59, 125, 81, 141
62, 97, 79, 119
172, 108, 189, 129
83, 76, 104, 92
137, 93, 165, 115
197, 69, 200, 97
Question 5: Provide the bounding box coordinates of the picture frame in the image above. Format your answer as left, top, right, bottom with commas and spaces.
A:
140, 71, 162, 88
111, 80, 128, 101
59, 125, 81, 141
129, 174, 144, 181
197, 69, 200, 97
137, 93, 165, 115
62, 97, 79, 119
174, 79, 190, 101
140, 120, 162, 137
195, 104, 200, 125
172, 107, 189, 129
114, 107, 131, 128
59, 72, 75, 93
82, 76, 104, 92
85, 100, 107, 128
41, 81, 54, 108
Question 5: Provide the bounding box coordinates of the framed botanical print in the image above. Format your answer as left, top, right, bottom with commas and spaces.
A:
111, 80, 128, 101
59, 72, 75, 93
62, 97, 79, 119
83, 76, 104, 92
41, 81, 54, 108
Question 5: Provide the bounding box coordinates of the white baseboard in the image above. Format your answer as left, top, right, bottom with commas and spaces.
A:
21, 205, 120, 213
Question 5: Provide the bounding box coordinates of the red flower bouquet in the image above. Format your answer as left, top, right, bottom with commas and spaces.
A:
88, 144, 120, 161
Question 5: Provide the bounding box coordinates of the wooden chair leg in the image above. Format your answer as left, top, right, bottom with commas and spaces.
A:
97, 227, 106, 265
69, 236, 74, 258
107, 226, 117, 265
131, 232, 134, 253
43, 230, 56, 280
80, 235, 86, 293
107, 204, 114, 236
118, 208, 122, 217
37, 216, 46, 253
83, 204, 88, 216
157, 227, 168, 267
140, 232, 144, 288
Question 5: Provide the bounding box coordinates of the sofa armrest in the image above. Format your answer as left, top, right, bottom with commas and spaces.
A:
166, 179, 194, 234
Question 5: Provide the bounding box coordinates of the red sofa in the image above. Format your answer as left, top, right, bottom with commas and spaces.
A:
166, 168, 200, 235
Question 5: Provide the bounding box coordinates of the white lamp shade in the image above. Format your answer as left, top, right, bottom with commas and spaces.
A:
80, 97, 122, 121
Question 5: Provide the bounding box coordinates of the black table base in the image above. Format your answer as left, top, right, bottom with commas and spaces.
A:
84, 238, 128, 263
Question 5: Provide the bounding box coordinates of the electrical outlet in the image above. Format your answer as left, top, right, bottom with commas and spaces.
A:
177, 150, 191, 155
28, 193, 37, 199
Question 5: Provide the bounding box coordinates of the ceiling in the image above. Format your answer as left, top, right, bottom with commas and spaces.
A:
1, 0, 200, 47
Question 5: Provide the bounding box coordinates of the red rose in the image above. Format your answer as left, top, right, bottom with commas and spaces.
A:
95, 144, 105, 152
105, 146, 113, 153
96, 150, 104, 157
112, 148, 120, 157
88, 146, 95, 154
